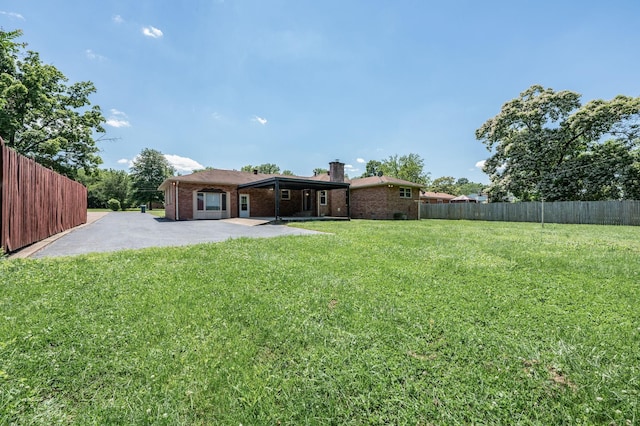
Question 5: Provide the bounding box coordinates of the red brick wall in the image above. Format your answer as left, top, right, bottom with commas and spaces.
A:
165, 183, 238, 220
329, 189, 349, 217
350, 185, 418, 219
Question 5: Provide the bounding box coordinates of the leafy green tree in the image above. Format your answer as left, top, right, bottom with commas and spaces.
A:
0, 29, 105, 178
282, 170, 294, 176
241, 163, 280, 174
102, 169, 130, 208
456, 178, 485, 196
429, 176, 457, 194
130, 148, 175, 208
313, 167, 328, 176
77, 168, 104, 208
476, 85, 640, 201
380, 153, 430, 185
77, 168, 131, 209
361, 160, 383, 177
191, 166, 216, 173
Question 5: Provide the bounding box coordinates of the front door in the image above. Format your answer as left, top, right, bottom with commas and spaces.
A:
239, 194, 250, 218
303, 190, 312, 212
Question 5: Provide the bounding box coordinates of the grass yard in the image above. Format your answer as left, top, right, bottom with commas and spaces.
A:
1, 220, 639, 424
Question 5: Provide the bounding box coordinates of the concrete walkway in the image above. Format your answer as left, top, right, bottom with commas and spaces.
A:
12, 212, 321, 259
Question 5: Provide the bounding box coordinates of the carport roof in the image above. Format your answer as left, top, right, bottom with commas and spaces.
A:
238, 176, 350, 190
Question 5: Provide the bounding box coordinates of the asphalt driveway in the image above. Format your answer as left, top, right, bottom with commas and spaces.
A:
31, 212, 321, 258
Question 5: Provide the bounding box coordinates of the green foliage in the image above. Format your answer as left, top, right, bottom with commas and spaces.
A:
429, 176, 457, 194
191, 166, 216, 173
0, 29, 105, 178
313, 167, 328, 176
428, 176, 485, 196
241, 163, 281, 174
106, 198, 121, 211
281, 169, 294, 176
361, 154, 430, 185
78, 168, 131, 208
2, 221, 639, 423
477, 85, 640, 201
382, 153, 430, 185
129, 148, 175, 207
361, 160, 383, 177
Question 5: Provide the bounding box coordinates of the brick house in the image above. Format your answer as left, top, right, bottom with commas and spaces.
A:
158, 161, 423, 220
349, 175, 423, 220
420, 191, 456, 204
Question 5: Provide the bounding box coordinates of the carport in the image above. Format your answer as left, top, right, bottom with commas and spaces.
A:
237, 176, 350, 220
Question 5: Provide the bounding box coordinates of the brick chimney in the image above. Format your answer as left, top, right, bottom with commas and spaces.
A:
329, 160, 345, 183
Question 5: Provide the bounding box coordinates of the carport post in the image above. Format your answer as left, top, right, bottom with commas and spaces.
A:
274, 180, 281, 220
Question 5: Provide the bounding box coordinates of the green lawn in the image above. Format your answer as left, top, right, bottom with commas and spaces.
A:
1, 220, 639, 424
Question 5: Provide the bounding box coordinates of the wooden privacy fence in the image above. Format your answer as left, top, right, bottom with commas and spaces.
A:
1, 137, 87, 253
421, 200, 640, 226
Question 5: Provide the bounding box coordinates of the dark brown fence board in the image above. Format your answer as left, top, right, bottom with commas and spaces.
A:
421, 200, 640, 226
1, 138, 87, 253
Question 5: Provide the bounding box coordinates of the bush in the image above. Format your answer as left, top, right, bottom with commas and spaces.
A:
107, 198, 121, 211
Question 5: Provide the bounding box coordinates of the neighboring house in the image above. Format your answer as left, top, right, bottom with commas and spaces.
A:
450, 195, 478, 203
468, 193, 489, 203
420, 191, 456, 204
158, 161, 423, 220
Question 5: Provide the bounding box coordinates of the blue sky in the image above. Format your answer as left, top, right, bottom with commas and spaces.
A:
2, 1, 640, 183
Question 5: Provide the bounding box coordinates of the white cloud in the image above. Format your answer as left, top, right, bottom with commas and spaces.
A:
345, 164, 359, 175
142, 26, 163, 38
0, 11, 25, 20
164, 154, 204, 173
106, 109, 131, 128
356, 158, 366, 164
85, 49, 106, 61
252, 115, 268, 125
117, 158, 133, 168
475, 160, 486, 169
113, 14, 124, 24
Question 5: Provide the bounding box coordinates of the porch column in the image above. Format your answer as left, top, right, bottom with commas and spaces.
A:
274, 180, 281, 219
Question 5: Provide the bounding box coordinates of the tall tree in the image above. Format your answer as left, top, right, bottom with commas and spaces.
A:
477, 85, 640, 201
0, 29, 105, 178
130, 149, 175, 208
361, 160, 383, 177
381, 153, 430, 185
101, 169, 131, 209
313, 167, 328, 176
429, 176, 457, 194
78, 168, 131, 209
241, 163, 280, 174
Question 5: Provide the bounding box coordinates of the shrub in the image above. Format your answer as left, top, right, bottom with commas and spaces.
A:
107, 198, 121, 211
393, 212, 407, 220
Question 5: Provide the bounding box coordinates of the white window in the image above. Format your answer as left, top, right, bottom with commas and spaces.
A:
319, 190, 327, 205
399, 187, 412, 198
281, 189, 291, 200
197, 192, 227, 211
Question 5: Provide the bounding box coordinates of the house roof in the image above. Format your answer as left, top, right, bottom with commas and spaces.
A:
159, 168, 422, 191
420, 191, 456, 200
159, 169, 349, 191
348, 175, 424, 189
159, 169, 289, 190
238, 176, 349, 191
